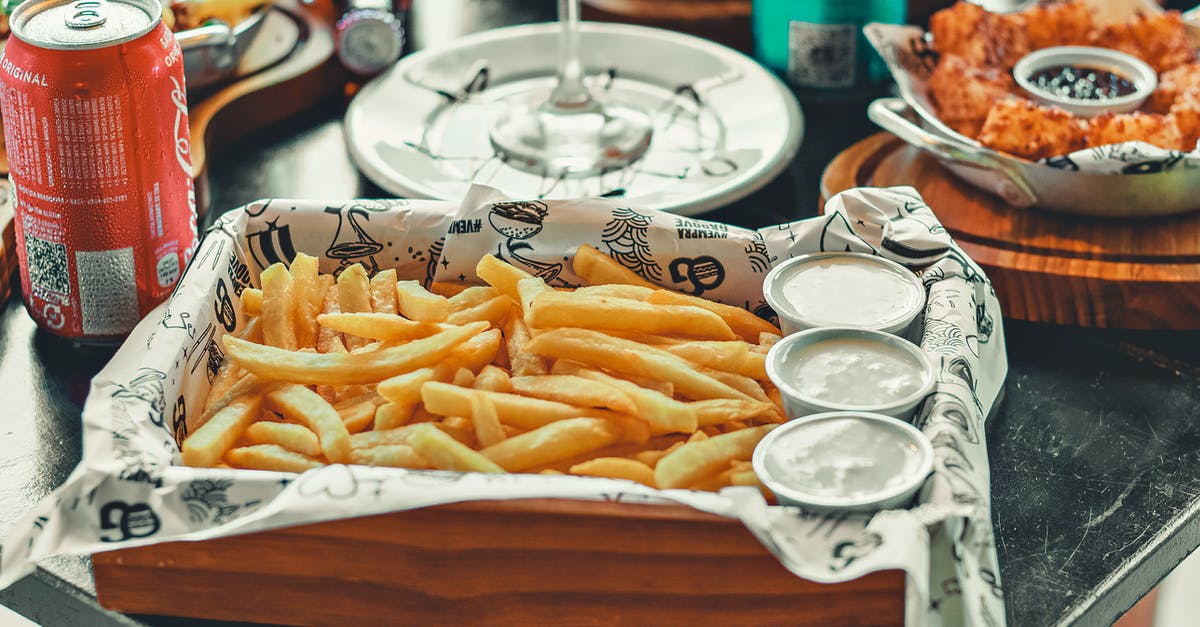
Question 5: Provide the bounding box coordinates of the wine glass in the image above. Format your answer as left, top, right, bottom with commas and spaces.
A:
488, 0, 654, 177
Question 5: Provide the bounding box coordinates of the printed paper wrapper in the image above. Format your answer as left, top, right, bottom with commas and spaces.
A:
864, 22, 1200, 174
0, 185, 1009, 627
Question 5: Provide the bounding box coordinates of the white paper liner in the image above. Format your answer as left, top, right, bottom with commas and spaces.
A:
864, 22, 1200, 173
0, 185, 1008, 627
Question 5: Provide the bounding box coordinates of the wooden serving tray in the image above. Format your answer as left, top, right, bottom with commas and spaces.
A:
821, 133, 1200, 329
93, 498, 904, 625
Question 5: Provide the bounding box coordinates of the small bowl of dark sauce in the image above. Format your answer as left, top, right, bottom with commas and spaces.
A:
1013, 46, 1156, 117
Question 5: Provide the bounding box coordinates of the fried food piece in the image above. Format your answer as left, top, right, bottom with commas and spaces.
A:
929, 55, 1017, 138
929, 2, 1029, 68
1087, 111, 1183, 150
1022, 0, 1094, 49
1146, 63, 1200, 114
1093, 11, 1195, 74
1168, 89, 1200, 152
978, 99, 1086, 160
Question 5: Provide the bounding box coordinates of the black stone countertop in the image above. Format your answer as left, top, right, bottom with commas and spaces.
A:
3, 1, 1200, 625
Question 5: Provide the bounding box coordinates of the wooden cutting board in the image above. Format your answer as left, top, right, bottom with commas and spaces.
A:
820, 133, 1200, 330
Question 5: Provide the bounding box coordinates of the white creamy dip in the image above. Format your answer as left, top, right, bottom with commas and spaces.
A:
783, 337, 926, 406
760, 416, 925, 498
776, 257, 922, 328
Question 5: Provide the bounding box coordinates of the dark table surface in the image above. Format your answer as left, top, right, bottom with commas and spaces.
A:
3, 1, 1200, 626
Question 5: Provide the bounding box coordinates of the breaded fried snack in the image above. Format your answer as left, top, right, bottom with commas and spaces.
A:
1087, 111, 1183, 151
930, 1, 1030, 68
1093, 11, 1194, 74
1024, 0, 1095, 49
1167, 90, 1200, 152
978, 99, 1086, 160
1146, 63, 1200, 114
930, 55, 1018, 138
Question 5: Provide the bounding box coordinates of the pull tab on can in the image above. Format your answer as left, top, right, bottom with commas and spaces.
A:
65, 0, 107, 28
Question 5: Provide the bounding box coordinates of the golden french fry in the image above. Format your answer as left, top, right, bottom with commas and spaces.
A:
504, 313, 547, 376
655, 425, 774, 489
336, 397, 379, 433
516, 277, 551, 321
481, 418, 622, 472
422, 381, 600, 430
260, 263, 298, 350
376, 329, 501, 403
573, 243, 656, 288
475, 254, 534, 302
369, 269, 399, 314
632, 440, 687, 468
223, 321, 487, 386
663, 341, 768, 380
436, 416, 477, 447
182, 393, 261, 467
448, 295, 512, 327
473, 364, 512, 392
690, 399, 778, 427
337, 264, 373, 349
452, 367, 476, 387
238, 316, 263, 343
607, 415, 651, 444
688, 430, 709, 443
449, 285, 500, 311
348, 444, 427, 468
226, 444, 324, 473
755, 332, 783, 353
688, 467, 736, 492
569, 457, 656, 487
526, 328, 753, 402
574, 284, 654, 300
550, 360, 696, 433
266, 384, 353, 463
243, 421, 322, 457
429, 282, 472, 297
373, 401, 415, 430
408, 423, 505, 473
704, 369, 769, 402
509, 375, 638, 414
350, 424, 420, 448
205, 361, 242, 412
397, 280, 450, 322
315, 284, 342, 354
195, 373, 268, 430
317, 312, 443, 342
527, 291, 736, 340
645, 290, 780, 343
470, 392, 506, 448
289, 253, 323, 349
241, 288, 263, 317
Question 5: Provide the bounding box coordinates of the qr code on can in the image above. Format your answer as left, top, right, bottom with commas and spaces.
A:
787, 21, 857, 89
24, 234, 71, 295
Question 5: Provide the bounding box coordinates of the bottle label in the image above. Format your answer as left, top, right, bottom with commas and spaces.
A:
787, 21, 857, 89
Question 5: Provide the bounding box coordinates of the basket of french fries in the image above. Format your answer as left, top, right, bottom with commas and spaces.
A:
1, 186, 1008, 626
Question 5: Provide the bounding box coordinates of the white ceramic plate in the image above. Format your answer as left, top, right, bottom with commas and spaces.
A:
344, 21, 803, 216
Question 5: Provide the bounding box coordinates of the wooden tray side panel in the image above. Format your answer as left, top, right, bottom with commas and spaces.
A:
93, 500, 905, 626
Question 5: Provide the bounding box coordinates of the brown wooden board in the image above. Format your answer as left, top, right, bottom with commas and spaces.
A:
93, 498, 905, 625
821, 133, 1200, 330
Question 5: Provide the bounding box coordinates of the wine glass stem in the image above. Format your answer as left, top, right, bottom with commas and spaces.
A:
549, 0, 592, 109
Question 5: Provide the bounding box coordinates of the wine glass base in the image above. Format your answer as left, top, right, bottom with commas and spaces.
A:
489, 101, 653, 177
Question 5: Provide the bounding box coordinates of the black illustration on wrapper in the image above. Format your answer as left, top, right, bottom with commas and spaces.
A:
668, 256, 725, 295
601, 207, 662, 282
247, 217, 297, 271
99, 501, 160, 543
487, 201, 567, 284
324, 205, 385, 274
181, 479, 262, 525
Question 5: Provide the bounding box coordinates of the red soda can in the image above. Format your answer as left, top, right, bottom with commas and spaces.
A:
0, 0, 197, 343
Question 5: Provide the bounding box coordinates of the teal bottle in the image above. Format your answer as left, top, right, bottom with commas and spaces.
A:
753, 0, 905, 97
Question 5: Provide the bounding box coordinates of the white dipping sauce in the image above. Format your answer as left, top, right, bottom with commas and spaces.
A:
779, 257, 922, 327
784, 337, 926, 406
761, 416, 924, 498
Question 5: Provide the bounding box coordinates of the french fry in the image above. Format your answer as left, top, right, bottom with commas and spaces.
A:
473, 364, 512, 392
504, 313, 546, 376
757, 332, 782, 351
266, 384, 353, 464
475, 254, 534, 302
551, 361, 696, 433
525, 328, 753, 402
369, 269, 399, 314
436, 416, 476, 447
348, 444, 427, 468
452, 367, 476, 387
690, 399, 778, 427
182, 393, 261, 467
633, 440, 687, 467
241, 287, 263, 317
527, 290, 736, 340
290, 253, 323, 349
645, 289, 780, 343
195, 373, 268, 430
509, 375, 638, 414
223, 321, 487, 385
704, 369, 770, 402
421, 381, 598, 430
238, 316, 263, 343
260, 263, 298, 350
374, 401, 415, 430
397, 280, 450, 322
350, 424, 420, 448
688, 430, 709, 443
430, 282, 472, 297
376, 329, 501, 403
226, 444, 324, 473
516, 277, 551, 320
448, 295, 512, 327
317, 312, 443, 342
655, 425, 774, 489
663, 341, 768, 380
688, 467, 736, 492
205, 361, 242, 412
607, 414, 651, 444
243, 421, 322, 457
337, 264, 373, 349
569, 457, 656, 487
470, 393, 506, 448
336, 397, 379, 434
408, 423, 505, 473
574, 284, 654, 300
315, 284, 342, 354
572, 243, 656, 288
480, 418, 622, 472
449, 285, 500, 311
